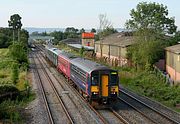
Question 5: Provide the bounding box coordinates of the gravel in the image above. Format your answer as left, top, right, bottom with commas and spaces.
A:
113, 99, 154, 124
119, 92, 174, 124
22, 53, 49, 124
121, 88, 180, 123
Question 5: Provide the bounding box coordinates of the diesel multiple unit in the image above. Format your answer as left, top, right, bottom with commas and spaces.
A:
45, 46, 119, 104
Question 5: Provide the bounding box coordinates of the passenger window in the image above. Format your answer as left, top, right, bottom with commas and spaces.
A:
111, 74, 118, 84
92, 75, 98, 85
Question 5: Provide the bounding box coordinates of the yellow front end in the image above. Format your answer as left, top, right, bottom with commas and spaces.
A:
91, 86, 99, 95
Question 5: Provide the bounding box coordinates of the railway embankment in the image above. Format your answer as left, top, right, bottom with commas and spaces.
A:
0, 44, 34, 123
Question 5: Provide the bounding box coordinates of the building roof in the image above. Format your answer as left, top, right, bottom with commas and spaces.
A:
29, 36, 54, 40
82, 32, 94, 39
60, 38, 81, 44
67, 44, 94, 51
165, 44, 180, 54
95, 32, 135, 47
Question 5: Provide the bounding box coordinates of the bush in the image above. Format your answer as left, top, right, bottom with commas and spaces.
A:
11, 62, 19, 84
0, 82, 19, 94
8, 42, 28, 65
0, 100, 22, 123
120, 70, 180, 110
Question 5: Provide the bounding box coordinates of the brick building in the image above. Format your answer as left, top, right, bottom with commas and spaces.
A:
165, 44, 180, 84
81, 33, 95, 47
95, 32, 135, 66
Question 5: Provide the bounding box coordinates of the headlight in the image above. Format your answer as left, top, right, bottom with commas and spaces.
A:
111, 86, 118, 93
93, 92, 99, 95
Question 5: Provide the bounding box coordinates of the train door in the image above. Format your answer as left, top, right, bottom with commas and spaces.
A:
101, 75, 109, 97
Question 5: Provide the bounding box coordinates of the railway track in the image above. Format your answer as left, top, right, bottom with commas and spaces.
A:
97, 108, 129, 124
119, 90, 180, 124
122, 88, 180, 123
37, 45, 130, 124
36, 51, 105, 124
32, 52, 74, 124
37, 49, 106, 124
35, 53, 74, 124
31, 53, 54, 124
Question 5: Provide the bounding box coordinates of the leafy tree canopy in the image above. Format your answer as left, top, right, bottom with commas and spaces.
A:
165, 31, 180, 46
0, 28, 29, 48
8, 14, 22, 30
97, 14, 117, 38
125, 2, 177, 70
79, 28, 85, 34
91, 28, 96, 33
126, 2, 177, 34
65, 27, 78, 34
8, 42, 28, 65
64, 27, 79, 38
50, 31, 63, 41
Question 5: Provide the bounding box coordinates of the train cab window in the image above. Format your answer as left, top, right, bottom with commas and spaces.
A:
91, 74, 99, 85
111, 72, 118, 84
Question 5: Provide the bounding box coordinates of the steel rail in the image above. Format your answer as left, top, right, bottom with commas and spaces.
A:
31, 53, 54, 124
35, 53, 74, 124
120, 90, 180, 124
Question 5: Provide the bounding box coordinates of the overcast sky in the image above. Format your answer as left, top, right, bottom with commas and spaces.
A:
0, 0, 179, 29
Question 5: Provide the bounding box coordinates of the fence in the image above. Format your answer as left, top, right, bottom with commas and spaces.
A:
153, 65, 174, 86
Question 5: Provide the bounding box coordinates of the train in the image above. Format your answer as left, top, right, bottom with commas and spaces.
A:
45, 46, 119, 105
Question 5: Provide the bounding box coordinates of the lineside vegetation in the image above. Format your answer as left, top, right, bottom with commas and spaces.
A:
0, 14, 34, 123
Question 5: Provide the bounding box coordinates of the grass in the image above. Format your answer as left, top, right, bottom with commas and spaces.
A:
0, 48, 27, 91
0, 92, 36, 123
16, 71, 27, 91
119, 68, 180, 112
0, 48, 33, 122
0, 48, 9, 58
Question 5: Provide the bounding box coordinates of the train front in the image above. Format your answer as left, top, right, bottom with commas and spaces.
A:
90, 69, 119, 104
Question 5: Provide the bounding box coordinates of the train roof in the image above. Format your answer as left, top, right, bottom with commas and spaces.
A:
54, 49, 63, 55
59, 51, 77, 60
71, 57, 111, 73
47, 47, 62, 55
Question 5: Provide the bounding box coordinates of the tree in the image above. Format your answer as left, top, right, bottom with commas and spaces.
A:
166, 31, 180, 46
97, 14, 116, 57
79, 46, 85, 58
0, 33, 8, 48
41, 31, 47, 36
64, 27, 79, 38
127, 40, 166, 70
8, 42, 28, 65
125, 2, 177, 35
11, 62, 19, 84
0, 28, 28, 48
98, 14, 112, 34
20, 29, 29, 48
126, 2, 177, 70
91, 28, 96, 33
50, 31, 63, 44
8, 14, 22, 42
80, 28, 85, 34
31, 31, 39, 36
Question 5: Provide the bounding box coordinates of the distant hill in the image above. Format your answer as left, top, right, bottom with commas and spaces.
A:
24, 27, 128, 34
24, 27, 65, 34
